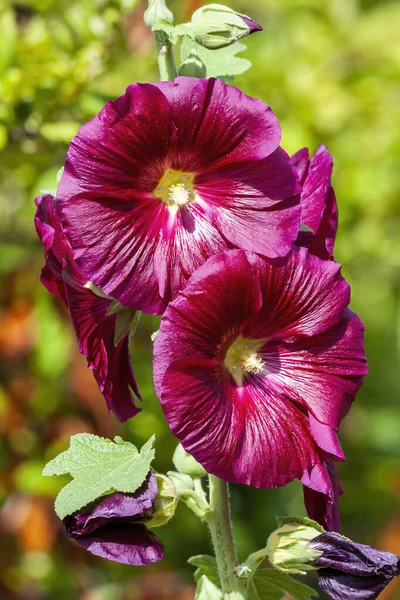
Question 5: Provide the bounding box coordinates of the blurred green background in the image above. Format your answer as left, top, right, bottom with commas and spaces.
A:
0, 0, 399, 598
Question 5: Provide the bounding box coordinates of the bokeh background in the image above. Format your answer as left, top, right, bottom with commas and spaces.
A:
1, 0, 399, 598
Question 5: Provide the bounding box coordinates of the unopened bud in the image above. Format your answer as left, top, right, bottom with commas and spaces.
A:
191, 3, 262, 50
173, 443, 207, 479
144, 0, 174, 29
267, 519, 323, 575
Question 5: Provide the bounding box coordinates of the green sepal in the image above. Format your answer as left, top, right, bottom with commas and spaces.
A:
145, 473, 177, 528
180, 37, 251, 82
178, 49, 207, 78
275, 516, 325, 533
144, 0, 173, 29
43, 434, 155, 519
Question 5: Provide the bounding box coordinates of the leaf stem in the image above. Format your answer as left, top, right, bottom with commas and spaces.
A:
153, 29, 177, 81
206, 475, 247, 599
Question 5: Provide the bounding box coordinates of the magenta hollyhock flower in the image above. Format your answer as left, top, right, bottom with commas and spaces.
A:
309, 532, 400, 600
34, 194, 141, 422
153, 248, 367, 528
64, 472, 163, 566
57, 77, 301, 314
292, 145, 338, 260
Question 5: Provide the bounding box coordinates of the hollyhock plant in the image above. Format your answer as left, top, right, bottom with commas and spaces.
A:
34, 194, 141, 422
57, 76, 302, 314
153, 248, 367, 529
310, 532, 400, 600
64, 472, 164, 566
292, 145, 338, 261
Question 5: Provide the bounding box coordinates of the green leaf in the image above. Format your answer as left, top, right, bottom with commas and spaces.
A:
194, 575, 223, 600
248, 569, 318, 600
180, 37, 251, 81
188, 555, 220, 588
43, 434, 155, 519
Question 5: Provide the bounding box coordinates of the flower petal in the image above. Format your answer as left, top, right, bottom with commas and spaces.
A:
64, 263, 141, 422
155, 77, 282, 170
302, 458, 343, 532
72, 522, 164, 566
160, 357, 320, 488
317, 569, 396, 600
293, 145, 338, 260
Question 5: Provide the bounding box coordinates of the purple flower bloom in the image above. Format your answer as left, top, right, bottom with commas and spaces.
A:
309, 532, 400, 600
292, 145, 338, 260
57, 77, 301, 314
153, 248, 367, 527
64, 472, 163, 566
34, 194, 141, 422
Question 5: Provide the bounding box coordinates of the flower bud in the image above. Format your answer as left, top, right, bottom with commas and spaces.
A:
144, 0, 173, 29
173, 443, 207, 479
191, 3, 262, 50
145, 474, 177, 528
267, 520, 323, 575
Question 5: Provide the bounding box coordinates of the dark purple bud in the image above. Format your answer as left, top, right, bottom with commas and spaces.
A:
309, 532, 400, 600
240, 15, 263, 34
63, 473, 163, 566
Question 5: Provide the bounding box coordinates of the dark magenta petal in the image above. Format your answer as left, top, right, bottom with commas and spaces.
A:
293, 145, 338, 260
64, 264, 141, 421
302, 458, 343, 532
160, 357, 320, 488
34, 194, 141, 421
57, 79, 300, 312
154, 249, 367, 489
155, 77, 281, 169
73, 522, 164, 566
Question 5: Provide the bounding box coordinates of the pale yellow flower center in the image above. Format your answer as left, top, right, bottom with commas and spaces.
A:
224, 336, 265, 385
154, 169, 195, 207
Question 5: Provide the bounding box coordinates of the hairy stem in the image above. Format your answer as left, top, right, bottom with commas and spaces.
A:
206, 475, 247, 599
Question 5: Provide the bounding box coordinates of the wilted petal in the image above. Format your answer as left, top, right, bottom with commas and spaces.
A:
73, 522, 164, 566
310, 532, 400, 600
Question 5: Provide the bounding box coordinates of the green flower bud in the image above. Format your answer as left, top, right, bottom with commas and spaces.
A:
267, 518, 324, 575
190, 3, 262, 50
144, 0, 174, 29
173, 443, 207, 479
145, 474, 177, 528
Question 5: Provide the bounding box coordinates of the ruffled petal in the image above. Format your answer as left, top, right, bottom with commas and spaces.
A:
253, 308, 367, 429
155, 77, 282, 170
160, 358, 320, 488
64, 263, 141, 422
195, 148, 301, 258
302, 457, 343, 532
246, 247, 352, 339
72, 522, 164, 566
293, 145, 338, 260
57, 79, 300, 312
317, 570, 395, 600
154, 249, 366, 489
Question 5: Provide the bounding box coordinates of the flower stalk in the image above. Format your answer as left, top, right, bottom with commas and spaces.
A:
153, 29, 177, 81
206, 475, 247, 599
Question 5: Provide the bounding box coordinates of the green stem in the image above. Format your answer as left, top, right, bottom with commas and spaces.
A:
206, 475, 247, 600
154, 29, 177, 81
